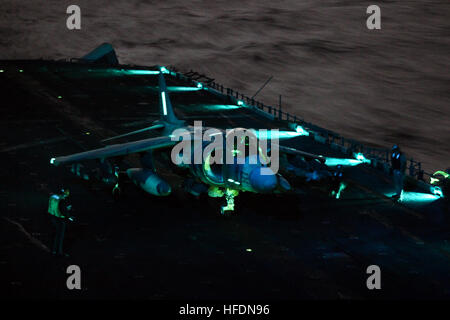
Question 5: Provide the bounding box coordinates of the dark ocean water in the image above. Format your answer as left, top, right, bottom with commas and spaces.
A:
1, 0, 448, 172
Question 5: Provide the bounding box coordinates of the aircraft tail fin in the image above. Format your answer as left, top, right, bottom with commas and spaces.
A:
81, 43, 119, 65
101, 68, 184, 143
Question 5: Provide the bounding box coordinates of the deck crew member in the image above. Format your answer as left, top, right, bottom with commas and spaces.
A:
112, 165, 121, 200
48, 188, 73, 257
391, 145, 406, 200
330, 164, 346, 199
430, 169, 450, 200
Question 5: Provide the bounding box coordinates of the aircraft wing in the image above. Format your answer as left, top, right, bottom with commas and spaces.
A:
51, 136, 176, 166
52, 133, 326, 166
277, 144, 325, 163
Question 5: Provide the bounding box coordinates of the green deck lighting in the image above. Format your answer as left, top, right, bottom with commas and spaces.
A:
237, 100, 244, 106
324, 157, 364, 167
160, 66, 169, 74
355, 153, 364, 161
123, 69, 160, 75
0, 70, 4, 73
143, 86, 204, 92
185, 104, 240, 111
83, 69, 161, 77
295, 125, 310, 136
399, 191, 440, 203
324, 153, 371, 167
167, 86, 202, 92
255, 130, 304, 140
208, 104, 240, 110
353, 152, 371, 164
246, 248, 253, 252
19, 69, 23, 72
385, 191, 441, 203
196, 82, 203, 89
50, 158, 56, 165
57, 96, 62, 99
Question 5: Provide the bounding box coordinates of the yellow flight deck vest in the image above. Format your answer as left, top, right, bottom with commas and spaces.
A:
48, 194, 65, 218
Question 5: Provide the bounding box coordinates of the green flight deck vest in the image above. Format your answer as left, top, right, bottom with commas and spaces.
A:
48, 194, 65, 219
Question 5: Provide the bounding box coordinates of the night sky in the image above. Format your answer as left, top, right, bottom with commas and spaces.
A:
1, 0, 448, 172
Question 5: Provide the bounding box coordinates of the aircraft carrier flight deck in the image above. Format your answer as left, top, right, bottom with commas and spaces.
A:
0, 59, 449, 300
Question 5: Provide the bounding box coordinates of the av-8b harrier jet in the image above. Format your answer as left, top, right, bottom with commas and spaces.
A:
50, 68, 361, 214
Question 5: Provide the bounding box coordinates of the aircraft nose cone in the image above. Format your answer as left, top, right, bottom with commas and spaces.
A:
249, 167, 277, 192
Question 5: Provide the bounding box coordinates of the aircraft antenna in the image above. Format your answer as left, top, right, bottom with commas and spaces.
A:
251, 75, 273, 99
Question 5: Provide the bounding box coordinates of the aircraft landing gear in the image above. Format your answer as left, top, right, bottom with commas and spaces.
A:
112, 183, 121, 201
207, 186, 239, 215
112, 166, 122, 201
331, 182, 347, 199
220, 189, 239, 215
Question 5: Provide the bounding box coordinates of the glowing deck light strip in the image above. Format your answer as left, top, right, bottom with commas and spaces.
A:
384, 191, 441, 203
353, 152, 371, 164
120, 70, 160, 75
255, 130, 304, 140
324, 152, 371, 167
161, 91, 167, 115
399, 191, 440, 203
186, 104, 241, 111
166, 86, 202, 92
295, 125, 310, 136
50, 157, 56, 164
123, 70, 160, 75
160, 66, 169, 74
324, 158, 364, 167
85, 69, 161, 76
